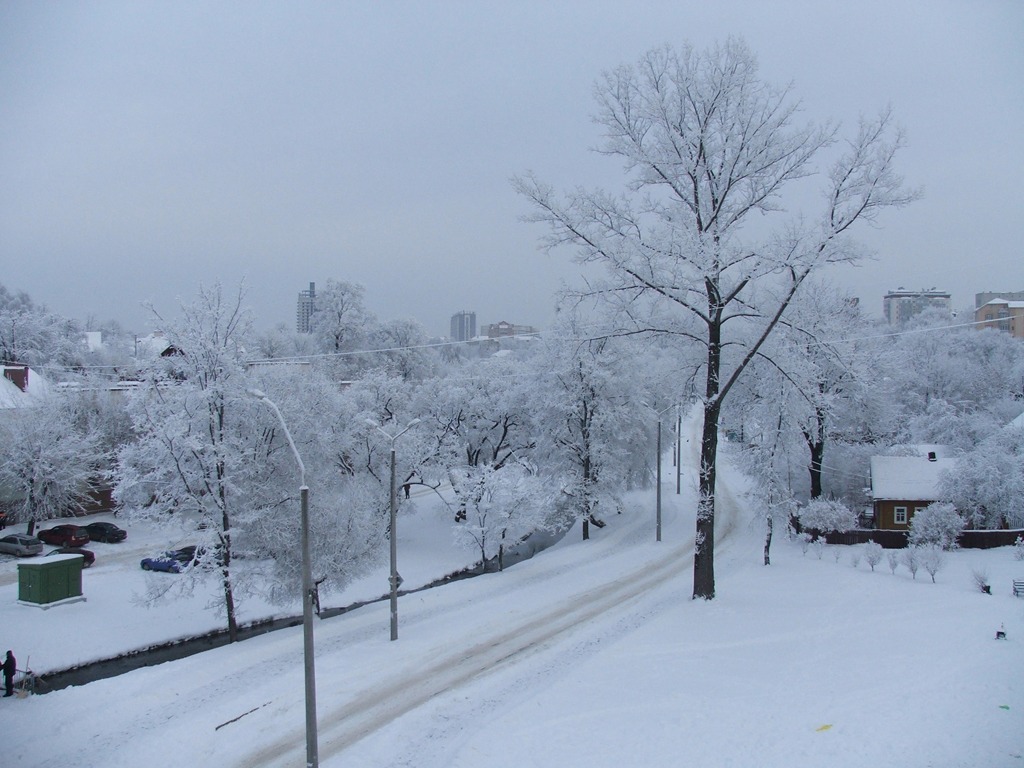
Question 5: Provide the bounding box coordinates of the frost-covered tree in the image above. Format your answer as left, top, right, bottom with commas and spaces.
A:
919, 545, 945, 583
0, 303, 86, 368
417, 357, 538, 523
65, 385, 135, 462
243, 367, 390, 605
335, 369, 442, 529
735, 284, 880, 502
254, 322, 319, 360
901, 546, 920, 579
118, 287, 384, 628
517, 40, 916, 598
883, 320, 1024, 450
908, 502, 963, 550
0, 283, 34, 314
797, 498, 858, 535
532, 313, 652, 540
939, 426, 1024, 528
0, 397, 103, 534
887, 551, 899, 575
310, 280, 376, 376
116, 283, 264, 641
451, 461, 552, 571
367, 318, 438, 381
863, 541, 884, 571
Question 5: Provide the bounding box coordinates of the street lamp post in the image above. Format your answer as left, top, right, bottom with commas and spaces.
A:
656, 418, 663, 543
250, 390, 318, 768
676, 407, 682, 495
654, 404, 676, 543
367, 418, 420, 641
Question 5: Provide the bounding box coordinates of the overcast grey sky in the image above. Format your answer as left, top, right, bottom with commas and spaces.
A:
1, 1, 1021, 336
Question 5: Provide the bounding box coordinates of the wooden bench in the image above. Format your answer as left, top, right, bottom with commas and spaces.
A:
1014, 579, 1024, 598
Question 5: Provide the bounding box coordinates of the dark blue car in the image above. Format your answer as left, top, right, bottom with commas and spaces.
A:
140, 546, 198, 573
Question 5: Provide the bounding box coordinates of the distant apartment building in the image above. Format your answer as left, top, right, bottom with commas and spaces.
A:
450, 310, 477, 342
882, 288, 951, 326
483, 320, 538, 339
296, 282, 316, 333
975, 297, 1024, 339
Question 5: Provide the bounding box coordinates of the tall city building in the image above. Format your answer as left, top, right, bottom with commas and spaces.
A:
882, 288, 951, 326
296, 282, 316, 333
450, 310, 476, 342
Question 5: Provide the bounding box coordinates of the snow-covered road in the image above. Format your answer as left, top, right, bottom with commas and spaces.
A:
5, 410, 748, 767
244, 412, 733, 765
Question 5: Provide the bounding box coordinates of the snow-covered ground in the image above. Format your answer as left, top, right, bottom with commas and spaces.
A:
2, 432, 1022, 767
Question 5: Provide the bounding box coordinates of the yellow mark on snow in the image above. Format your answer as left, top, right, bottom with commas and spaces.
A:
815, 724, 833, 732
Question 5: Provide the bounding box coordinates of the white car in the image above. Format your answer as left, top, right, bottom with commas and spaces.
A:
0, 534, 44, 557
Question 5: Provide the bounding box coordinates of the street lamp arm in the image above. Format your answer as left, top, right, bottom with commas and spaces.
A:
366, 417, 422, 445
249, 389, 306, 486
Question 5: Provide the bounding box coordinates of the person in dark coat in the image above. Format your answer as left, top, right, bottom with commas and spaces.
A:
2, 650, 15, 697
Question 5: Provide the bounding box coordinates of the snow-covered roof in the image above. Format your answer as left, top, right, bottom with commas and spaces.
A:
869, 455, 957, 500
883, 443, 954, 459
1009, 411, 1024, 430
0, 366, 52, 409
134, 332, 174, 357
980, 298, 1024, 309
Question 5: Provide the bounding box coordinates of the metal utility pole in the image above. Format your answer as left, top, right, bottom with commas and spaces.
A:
656, 418, 663, 542
250, 390, 318, 768
676, 408, 682, 495
368, 418, 420, 641
654, 404, 676, 542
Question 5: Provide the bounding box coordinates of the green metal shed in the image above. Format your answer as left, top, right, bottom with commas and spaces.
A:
18, 554, 85, 607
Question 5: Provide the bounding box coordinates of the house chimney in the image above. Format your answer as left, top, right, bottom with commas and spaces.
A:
2, 365, 28, 393
927, 451, 937, 462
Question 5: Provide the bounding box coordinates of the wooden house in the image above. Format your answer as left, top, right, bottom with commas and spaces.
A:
868, 451, 957, 530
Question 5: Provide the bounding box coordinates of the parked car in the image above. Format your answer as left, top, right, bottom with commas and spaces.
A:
0, 534, 44, 557
46, 547, 96, 567
84, 521, 127, 543
37, 524, 90, 547
140, 546, 199, 573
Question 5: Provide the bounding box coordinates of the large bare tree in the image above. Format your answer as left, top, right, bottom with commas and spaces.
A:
516, 40, 916, 598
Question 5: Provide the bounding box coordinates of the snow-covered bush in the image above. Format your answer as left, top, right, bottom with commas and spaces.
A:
920, 546, 945, 583
1014, 536, 1024, 562
799, 531, 812, 556
812, 537, 826, 560
908, 502, 963, 550
863, 541, 884, 571
798, 498, 858, 535
849, 551, 861, 568
901, 547, 920, 579
971, 568, 991, 594
887, 551, 899, 575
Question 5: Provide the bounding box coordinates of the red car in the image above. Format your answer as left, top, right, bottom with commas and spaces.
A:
37, 525, 90, 547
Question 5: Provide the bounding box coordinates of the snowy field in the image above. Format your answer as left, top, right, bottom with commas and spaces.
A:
2, 441, 1023, 767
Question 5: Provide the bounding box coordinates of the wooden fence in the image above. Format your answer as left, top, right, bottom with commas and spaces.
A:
822, 528, 1024, 550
